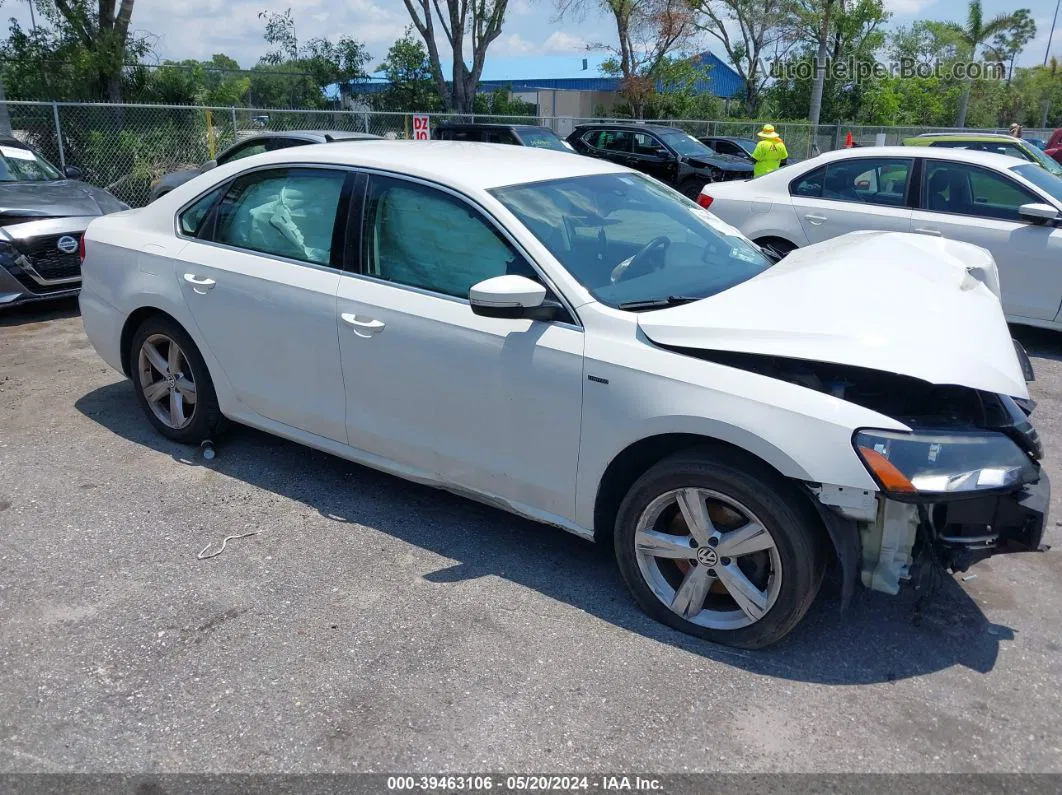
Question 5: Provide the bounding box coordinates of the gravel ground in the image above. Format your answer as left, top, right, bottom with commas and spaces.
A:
1, 298, 1061, 774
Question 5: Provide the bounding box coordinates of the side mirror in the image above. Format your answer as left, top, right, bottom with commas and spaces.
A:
200, 159, 218, 171
1018, 202, 1061, 224
63, 165, 83, 180
469, 275, 556, 320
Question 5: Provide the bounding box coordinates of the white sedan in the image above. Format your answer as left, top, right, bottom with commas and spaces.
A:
699, 146, 1062, 329
79, 141, 1047, 648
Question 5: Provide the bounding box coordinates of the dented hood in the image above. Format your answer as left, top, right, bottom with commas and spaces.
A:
638, 231, 1029, 399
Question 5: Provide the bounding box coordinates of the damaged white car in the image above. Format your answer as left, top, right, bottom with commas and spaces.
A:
78, 142, 1048, 648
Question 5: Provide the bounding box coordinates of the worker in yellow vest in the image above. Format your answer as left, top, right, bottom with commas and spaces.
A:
751, 124, 788, 178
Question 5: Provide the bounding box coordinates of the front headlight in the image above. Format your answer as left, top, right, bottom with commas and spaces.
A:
854, 429, 1038, 497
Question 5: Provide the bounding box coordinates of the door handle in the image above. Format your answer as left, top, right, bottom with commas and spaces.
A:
183, 273, 216, 293
804, 214, 827, 224
913, 227, 942, 236
341, 312, 385, 338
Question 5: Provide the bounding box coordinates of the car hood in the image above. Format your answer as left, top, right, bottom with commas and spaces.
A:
0, 180, 125, 218
687, 154, 754, 171
637, 231, 1028, 399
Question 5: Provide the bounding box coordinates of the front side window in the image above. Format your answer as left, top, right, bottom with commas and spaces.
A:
924, 161, 1039, 221
362, 175, 536, 299
212, 168, 347, 265
0, 144, 62, 182
633, 132, 668, 158
485, 129, 519, 145
491, 172, 772, 310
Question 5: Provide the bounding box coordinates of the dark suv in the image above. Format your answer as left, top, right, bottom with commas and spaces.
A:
567, 124, 753, 198
432, 123, 573, 152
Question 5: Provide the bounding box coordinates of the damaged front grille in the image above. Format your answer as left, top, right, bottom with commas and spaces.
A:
2, 233, 83, 293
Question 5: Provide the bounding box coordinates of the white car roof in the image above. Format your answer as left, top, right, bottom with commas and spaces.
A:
802, 145, 1029, 169
228, 139, 626, 192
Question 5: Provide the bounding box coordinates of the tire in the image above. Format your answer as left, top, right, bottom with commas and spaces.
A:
679, 179, 705, 200
614, 447, 826, 649
128, 314, 223, 444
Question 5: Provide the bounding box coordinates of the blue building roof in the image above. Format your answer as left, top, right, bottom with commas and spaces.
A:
341, 51, 743, 100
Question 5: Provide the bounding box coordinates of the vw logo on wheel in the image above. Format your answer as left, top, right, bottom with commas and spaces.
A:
696, 546, 719, 566
56, 235, 79, 254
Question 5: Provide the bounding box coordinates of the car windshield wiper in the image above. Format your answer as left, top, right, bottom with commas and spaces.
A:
618, 296, 702, 311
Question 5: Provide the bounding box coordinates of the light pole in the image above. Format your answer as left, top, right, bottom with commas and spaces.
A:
1048, 0, 1061, 67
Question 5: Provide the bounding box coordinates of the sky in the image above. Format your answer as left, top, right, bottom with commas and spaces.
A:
1, 0, 1059, 78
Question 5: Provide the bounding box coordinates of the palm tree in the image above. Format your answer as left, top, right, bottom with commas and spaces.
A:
952, 0, 1021, 127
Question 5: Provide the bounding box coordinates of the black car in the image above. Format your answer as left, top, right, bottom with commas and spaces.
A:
699, 135, 757, 162
567, 124, 753, 198
0, 137, 127, 308
151, 129, 380, 200
432, 122, 573, 152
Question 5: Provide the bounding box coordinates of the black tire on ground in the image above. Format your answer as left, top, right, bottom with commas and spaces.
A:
128, 314, 224, 444
613, 447, 827, 649
679, 179, 706, 200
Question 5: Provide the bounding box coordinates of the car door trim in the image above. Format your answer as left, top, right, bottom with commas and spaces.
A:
345, 165, 584, 330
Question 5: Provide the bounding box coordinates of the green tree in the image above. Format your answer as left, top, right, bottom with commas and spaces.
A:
990, 9, 1036, 84
372, 29, 442, 111
948, 0, 1023, 126
562, 0, 694, 118
689, 0, 796, 116
401, 0, 510, 113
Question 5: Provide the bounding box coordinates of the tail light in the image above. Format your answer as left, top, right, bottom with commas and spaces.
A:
78, 235, 86, 264
697, 193, 713, 209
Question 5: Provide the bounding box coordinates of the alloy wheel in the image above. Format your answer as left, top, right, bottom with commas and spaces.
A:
633, 488, 783, 630
137, 333, 197, 430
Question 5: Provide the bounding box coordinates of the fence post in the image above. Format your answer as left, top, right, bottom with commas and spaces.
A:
52, 102, 66, 170
230, 106, 238, 139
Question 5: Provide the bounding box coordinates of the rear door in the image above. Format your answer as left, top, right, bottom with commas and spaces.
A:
579, 129, 635, 168
176, 166, 352, 441
789, 156, 914, 244
910, 159, 1062, 321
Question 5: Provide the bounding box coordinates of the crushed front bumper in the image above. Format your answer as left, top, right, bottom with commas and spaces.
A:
930, 471, 1050, 570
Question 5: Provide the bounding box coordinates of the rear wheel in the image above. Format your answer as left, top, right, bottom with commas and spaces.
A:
614, 449, 826, 649
129, 315, 222, 444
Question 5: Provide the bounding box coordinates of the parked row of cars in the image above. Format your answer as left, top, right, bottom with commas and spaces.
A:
68, 130, 1054, 648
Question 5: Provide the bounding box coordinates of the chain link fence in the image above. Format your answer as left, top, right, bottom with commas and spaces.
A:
0, 100, 1054, 208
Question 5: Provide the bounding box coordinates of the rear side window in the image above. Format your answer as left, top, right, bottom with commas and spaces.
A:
584, 129, 632, 153
212, 168, 348, 265
791, 159, 912, 207
178, 186, 224, 237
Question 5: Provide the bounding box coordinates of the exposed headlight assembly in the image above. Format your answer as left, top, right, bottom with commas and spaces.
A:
854, 429, 1038, 497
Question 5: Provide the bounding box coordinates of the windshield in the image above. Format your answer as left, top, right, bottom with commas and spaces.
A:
657, 130, 716, 158
1012, 164, 1062, 204
1022, 143, 1062, 176
0, 144, 62, 182
491, 172, 772, 310
517, 128, 569, 152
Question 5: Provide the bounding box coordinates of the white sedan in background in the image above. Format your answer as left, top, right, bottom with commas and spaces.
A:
79, 141, 1046, 648
699, 146, 1062, 330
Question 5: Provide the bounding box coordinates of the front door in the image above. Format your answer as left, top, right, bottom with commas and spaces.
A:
789, 157, 915, 244
910, 159, 1062, 321
177, 166, 351, 442
336, 173, 585, 521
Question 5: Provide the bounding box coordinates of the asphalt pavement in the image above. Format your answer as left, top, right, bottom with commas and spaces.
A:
1, 299, 1061, 773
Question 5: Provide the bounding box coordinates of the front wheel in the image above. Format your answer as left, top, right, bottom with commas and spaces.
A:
614, 449, 826, 649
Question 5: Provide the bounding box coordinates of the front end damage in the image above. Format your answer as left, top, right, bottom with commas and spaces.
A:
698, 350, 1050, 598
